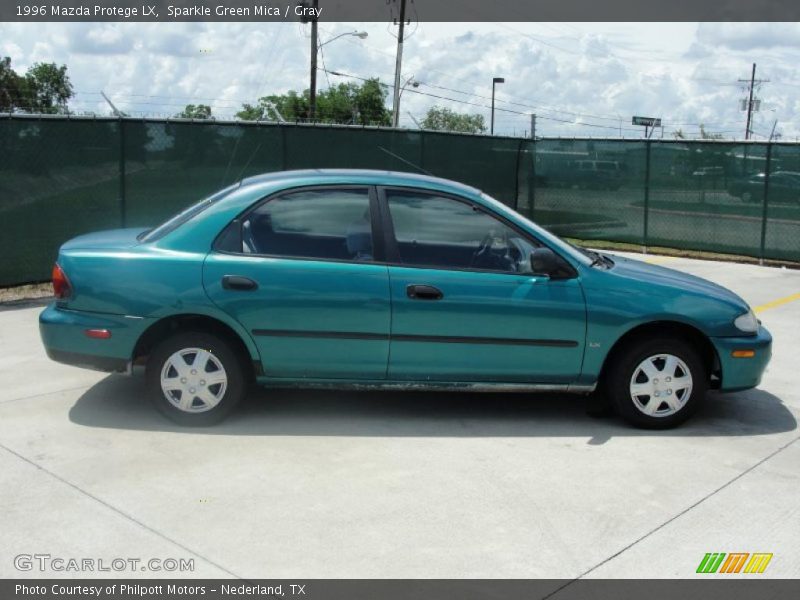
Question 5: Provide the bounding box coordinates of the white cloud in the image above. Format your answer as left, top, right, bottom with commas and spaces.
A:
697, 23, 800, 51
0, 21, 798, 139
68, 23, 135, 54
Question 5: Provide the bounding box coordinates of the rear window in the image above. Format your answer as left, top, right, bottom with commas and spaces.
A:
138, 184, 238, 243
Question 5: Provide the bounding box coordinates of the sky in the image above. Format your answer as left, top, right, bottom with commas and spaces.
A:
1, 21, 799, 139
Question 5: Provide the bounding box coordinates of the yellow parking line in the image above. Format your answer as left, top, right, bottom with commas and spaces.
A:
754, 292, 800, 314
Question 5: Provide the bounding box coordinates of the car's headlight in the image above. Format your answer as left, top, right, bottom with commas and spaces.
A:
734, 309, 759, 333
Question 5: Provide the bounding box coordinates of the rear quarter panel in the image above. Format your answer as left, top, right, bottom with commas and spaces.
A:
56, 247, 260, 362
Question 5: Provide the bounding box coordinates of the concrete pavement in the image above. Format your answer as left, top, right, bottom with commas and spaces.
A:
0, 254, 798, 579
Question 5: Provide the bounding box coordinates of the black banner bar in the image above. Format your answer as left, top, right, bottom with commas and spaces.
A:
3, 0, 800, 22
4, 580, 800, 600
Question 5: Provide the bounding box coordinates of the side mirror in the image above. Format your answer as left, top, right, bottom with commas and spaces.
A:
530, 247, 559, 277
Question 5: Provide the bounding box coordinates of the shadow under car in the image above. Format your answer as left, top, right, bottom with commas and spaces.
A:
68, 374, 797, 443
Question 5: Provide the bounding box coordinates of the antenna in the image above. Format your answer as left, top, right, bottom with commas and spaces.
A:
101, 91, 122, 117
378, 146, 433, 175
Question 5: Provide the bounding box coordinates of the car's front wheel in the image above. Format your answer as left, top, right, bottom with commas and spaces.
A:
606, 337, 707, 429
146, 331, 246, 426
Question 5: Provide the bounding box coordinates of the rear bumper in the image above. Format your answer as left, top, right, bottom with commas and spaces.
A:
44, 348, 130, 373
39, 303, 150, 373
711, 325, 773, 392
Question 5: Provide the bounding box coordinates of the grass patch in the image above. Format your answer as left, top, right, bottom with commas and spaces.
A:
632, 199, 800, 221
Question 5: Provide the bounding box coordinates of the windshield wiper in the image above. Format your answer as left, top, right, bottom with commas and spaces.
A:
584, 249, 603, 266
586, 249, 613, 268
569, 242, 612, 268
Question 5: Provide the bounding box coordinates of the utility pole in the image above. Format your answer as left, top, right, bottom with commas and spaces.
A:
744, 63, 756, 140
739, 63, 768, 140
769, 119, 778, 141
391, 0, 407, 128
530, 113, 536, 139
490, 76, 504, 135
308, 0, 319, 122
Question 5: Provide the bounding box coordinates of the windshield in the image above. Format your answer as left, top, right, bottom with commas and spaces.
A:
138, 184, 239, 243
479, 193, 593, 267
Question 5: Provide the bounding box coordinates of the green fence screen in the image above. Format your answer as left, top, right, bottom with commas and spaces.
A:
1, 115, 798, 286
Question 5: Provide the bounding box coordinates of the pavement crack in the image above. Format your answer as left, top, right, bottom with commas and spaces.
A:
540, 433, 800, 599
0, 384, 91, 405
0, 441, 243, 579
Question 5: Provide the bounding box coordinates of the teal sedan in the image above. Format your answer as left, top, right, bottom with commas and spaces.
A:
40, 169, 772, 428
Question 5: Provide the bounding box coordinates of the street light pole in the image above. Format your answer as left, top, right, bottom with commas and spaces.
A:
491, 77, 504, 135
307, 24, 367, 123
391, 0, 407, 128
399, 75, 419, 98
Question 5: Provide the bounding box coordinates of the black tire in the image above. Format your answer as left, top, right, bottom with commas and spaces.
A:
605, 336, 707, 429
146, 331, 247, 426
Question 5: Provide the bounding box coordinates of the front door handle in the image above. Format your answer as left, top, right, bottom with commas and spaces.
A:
407, 284, 443, 300
222, 275, 258, 291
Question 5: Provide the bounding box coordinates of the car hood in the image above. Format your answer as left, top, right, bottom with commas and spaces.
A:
60, 228, 148, 251
606, 254, 749, 311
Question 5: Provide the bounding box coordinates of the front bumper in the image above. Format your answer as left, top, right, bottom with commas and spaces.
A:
39, 303, 150, 373
711, 325, 772, 392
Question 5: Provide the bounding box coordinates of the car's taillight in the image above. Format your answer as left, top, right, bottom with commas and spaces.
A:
52, 263, 72, 299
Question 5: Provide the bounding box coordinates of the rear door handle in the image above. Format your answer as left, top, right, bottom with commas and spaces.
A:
222, 275, 258, 291
407, 284, 443, 300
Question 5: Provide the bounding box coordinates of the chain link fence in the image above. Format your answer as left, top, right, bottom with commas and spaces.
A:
1, 115, 798, 286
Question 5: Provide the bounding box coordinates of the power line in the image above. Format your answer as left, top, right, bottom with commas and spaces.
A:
323, 69, 650, 133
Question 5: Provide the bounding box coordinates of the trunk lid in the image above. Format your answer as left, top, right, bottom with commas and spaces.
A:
60, 228, 148, 251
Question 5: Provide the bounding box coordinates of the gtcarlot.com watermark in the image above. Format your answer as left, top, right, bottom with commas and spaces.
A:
14, 554, 194, 573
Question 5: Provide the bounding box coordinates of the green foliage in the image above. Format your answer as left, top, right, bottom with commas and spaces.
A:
175, 104, 213, 119
0, 57, 23, 111
0, 57, 73, 114
24, 62, 73, 114
420, 106, 487, 134
236, 78, 390, 126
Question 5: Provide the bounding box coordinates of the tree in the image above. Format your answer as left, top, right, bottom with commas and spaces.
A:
0, 57, 23, 111
1, 58, 74, 114
237, 90, 307, 122
23, 62, 73, 114
420, 106, 486, 134
236, 78, 390, 126
175, 104, 213, 119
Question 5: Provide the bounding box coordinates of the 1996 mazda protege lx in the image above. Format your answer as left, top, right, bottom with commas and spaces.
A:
40, 170, 772, 428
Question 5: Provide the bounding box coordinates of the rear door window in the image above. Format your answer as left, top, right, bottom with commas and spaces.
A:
241, 188, 374, 262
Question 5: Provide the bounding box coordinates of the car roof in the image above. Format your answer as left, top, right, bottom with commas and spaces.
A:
239, 169, 481, 195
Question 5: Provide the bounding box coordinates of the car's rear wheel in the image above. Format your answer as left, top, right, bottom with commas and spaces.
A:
606, 337, 707, 429
146, 331, 246, 426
